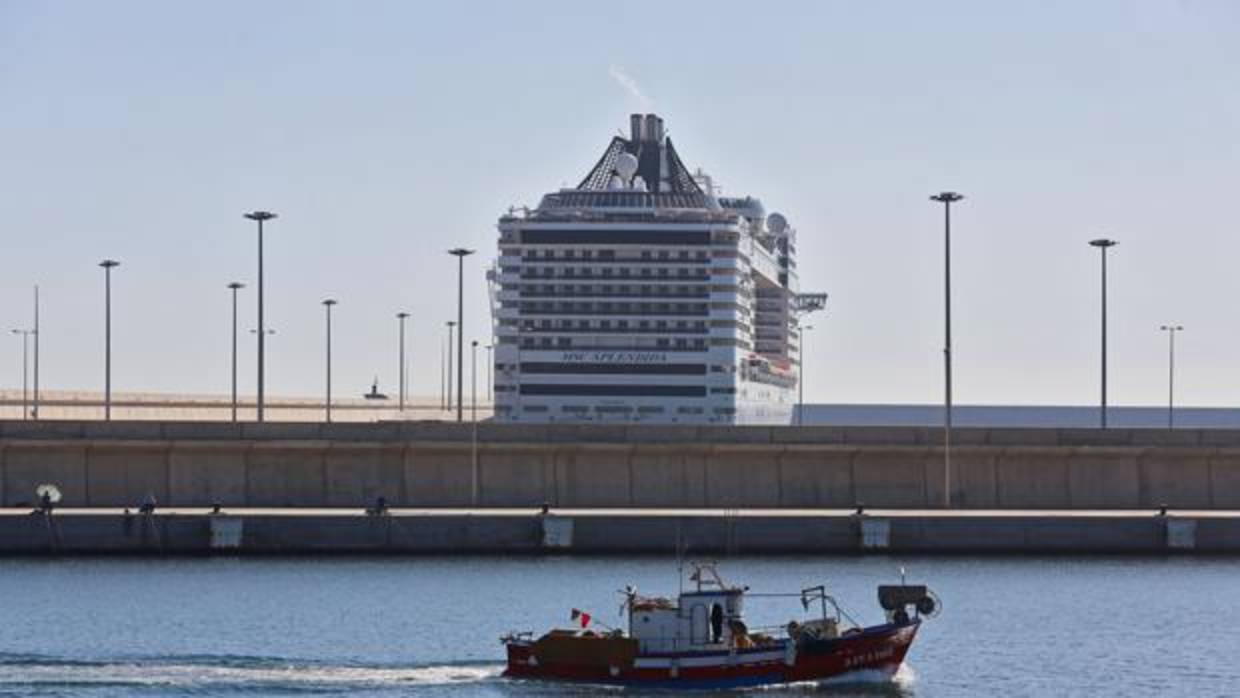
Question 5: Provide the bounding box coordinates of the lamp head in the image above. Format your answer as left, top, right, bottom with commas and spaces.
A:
447, 248, 476, 257
228, 282, 245, 290
929, 191, 964, 203
322, 298, 338, 307
397, 312, 410, 319
1089, 238, 1118, 248
99, 259, 120, 268
244, 211, 277, 222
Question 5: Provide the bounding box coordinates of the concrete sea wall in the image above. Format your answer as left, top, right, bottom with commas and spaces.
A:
3, 509, 1235, 554
2, 420, 1240, 510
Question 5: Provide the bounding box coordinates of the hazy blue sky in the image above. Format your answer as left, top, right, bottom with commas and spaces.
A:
2, 0, 1238, 406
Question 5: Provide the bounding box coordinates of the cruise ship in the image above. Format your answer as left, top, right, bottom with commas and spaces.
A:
491, 114, 824, 424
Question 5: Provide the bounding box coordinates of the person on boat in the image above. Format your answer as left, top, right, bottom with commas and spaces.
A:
710, 603, 724, 643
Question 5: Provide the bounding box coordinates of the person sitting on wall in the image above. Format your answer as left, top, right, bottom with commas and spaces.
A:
138, 494, 157, 515
366, 496, 388, 516
39, 491, 54, 514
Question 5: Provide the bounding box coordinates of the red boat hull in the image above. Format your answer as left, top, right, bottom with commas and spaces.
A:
505, 620, 919, 690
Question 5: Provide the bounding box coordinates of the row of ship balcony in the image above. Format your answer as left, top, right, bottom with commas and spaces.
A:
500, 255, 713, 266
497, 288, 752, 301
495, 309, 792, 336
498, 271, 715, 283
500, 325, 754, 336
511, 340, 714, 352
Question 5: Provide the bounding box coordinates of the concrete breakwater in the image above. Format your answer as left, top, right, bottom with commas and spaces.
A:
2, 420, 1240, 510
2, 508, 1235, 554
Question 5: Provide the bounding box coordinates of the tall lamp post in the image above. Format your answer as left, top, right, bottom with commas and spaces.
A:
244, 210, 277, 422
1160, 324, 1183, 429
445, 321, 456, 416
10, 329, 33, 420
471, 339, 479, 423
227, 282, 245, 422
322, 299, 337, 423
99, 259, 120, 421
798, 325, 814, 426
485, 344, 494, 403
471, 339, 479, 506
447, 248, 475, 422
397, 312, 410, 413
32, 285, 39, 420
930, 191, 964, 508
1089, 238, 1118, 429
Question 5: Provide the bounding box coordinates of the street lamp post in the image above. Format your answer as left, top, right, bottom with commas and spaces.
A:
798, 325, 814, 427
448, 249, 475, 422
445, 321, 456, 416
32, 285, 40, 420
322, 299, 337, 423
397, 312, 410, 413
1160, 324, 1184, 429
1089, 238, 1118, 429
10, 329, 33, 420
485, 344, 493, 403
448, 247, 476, 424
99, 259, 120, 421
471, 338, 479, 506
930, 191, 964, 509
471, 339, 479, 423
244, 210, 277, 422
228, 282, 245, 422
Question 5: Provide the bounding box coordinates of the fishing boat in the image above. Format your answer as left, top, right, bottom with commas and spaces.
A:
502, 563, 939, 690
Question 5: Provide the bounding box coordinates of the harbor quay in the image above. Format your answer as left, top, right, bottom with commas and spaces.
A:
2, 420, 1240, 554
2, 420, 1239, 511
1, 507, 1235, 555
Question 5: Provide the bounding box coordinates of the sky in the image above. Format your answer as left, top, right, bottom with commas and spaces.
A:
1, 0, 1238, 406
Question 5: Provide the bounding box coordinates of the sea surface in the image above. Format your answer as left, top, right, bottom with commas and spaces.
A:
2, 555, 1238, 697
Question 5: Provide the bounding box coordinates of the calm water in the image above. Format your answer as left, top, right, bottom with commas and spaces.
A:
2, 555, 1238, 697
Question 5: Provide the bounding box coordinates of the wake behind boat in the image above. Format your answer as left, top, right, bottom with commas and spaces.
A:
502, 563, 939, 690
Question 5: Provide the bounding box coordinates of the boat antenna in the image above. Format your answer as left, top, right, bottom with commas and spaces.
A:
676, 519, 684, 596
